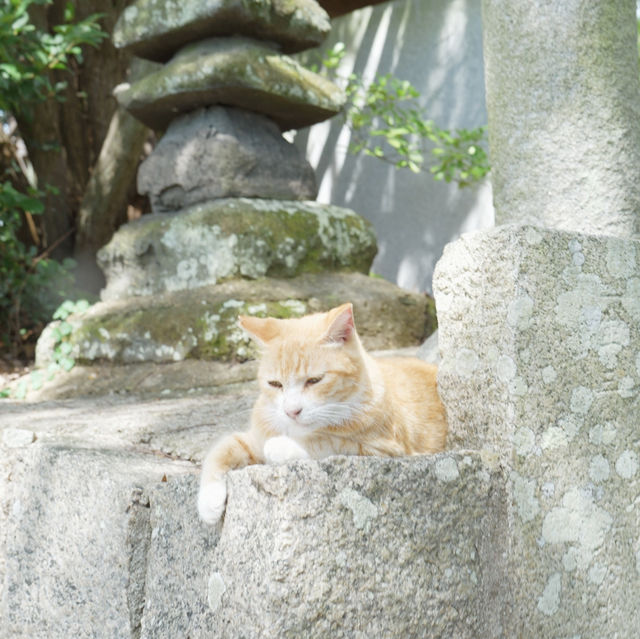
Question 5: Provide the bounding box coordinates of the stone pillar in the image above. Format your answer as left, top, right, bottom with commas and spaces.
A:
430, 4, 640, 632
482, 0, 640, 237
434, 225, 640, 635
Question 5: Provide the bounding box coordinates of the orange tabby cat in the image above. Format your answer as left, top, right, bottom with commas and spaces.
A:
198, 302, 447, 524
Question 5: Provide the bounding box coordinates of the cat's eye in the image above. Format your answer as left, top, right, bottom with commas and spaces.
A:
267, 380, 283, 389
305, 376, 324, 387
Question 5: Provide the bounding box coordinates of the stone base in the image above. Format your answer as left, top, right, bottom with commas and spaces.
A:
2, 445, 195, 638
36, 272, 436, 366
0, 429, 507, 639
143, 455, 508, 639
434, 224, 640, 636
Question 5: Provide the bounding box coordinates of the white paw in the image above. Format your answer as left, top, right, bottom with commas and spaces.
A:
263, 435, 310, 464
198, 478, 227, 525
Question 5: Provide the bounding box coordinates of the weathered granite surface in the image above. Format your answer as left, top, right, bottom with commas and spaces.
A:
140, 475, 222, 637
142, 454, 509, 639
137, 107, 317, 212
36, 272, 436, 366
2, 445, 195, 639
434, 225, 640, 636
113, 0, 331, 62
115, 37, 345, 131
96, 199, 376, 300
0, 390, 507, 638
483, 0, 640, 237
0, 388, 256, 624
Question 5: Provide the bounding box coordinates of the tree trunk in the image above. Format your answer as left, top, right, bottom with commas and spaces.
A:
16, 0, 134, 260
74, 106, 149, 291
482, 0, 640, 238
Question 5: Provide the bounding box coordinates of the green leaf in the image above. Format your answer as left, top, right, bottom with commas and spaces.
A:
15, 379, 27, 399
30, 370, 43, 390
57, 341, 73, 356
0, 63, 21, 80
53, 299, 75, 320
74, 299, 90, 313
59, 356, 75, 372
64, 1, 75, 22
58, 321, 73, 337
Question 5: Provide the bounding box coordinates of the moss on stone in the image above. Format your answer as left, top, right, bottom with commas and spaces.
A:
193, 298, 308, 361
116, 37, 345, 131
57, 273, 432, 365
99, 199, 378, 301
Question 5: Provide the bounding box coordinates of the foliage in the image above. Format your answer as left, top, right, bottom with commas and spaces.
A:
0, 0, 105, 360
0, 0, 106, 117
50, 297, 89, 370
0, 181, 79, 357
313, 43, 490, 187
0, 296, 90, 398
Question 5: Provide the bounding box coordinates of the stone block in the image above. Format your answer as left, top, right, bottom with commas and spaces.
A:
113, 0, 331, 62
36, 272, 435, 366
433, 225, 640, 636
1, 444, 194, 638
97, 199, 376, 300
115, 37, 345, 131
140, 475, 220, 638
138, 107, 317, 212
142, 453, 509, 639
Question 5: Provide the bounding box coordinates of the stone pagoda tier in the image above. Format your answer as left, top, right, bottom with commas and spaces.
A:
35, 0, 438, 368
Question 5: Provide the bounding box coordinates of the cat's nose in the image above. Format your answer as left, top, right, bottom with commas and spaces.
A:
285, 406, 302, 420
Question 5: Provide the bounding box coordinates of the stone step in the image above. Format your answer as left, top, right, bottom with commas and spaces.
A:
115, 37, 345, 131
113, 0, 331, 62
1, 444, 196, 639
142, 454, 508, 638
35, 272, 436, 367
96, 199, 377, 301
0, 432, 507, 638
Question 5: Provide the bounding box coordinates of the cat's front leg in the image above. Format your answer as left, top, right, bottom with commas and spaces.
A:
198, 431, 262, 525
263, 435, 310, 464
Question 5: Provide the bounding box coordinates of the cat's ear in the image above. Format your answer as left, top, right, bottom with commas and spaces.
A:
238, 315, 280, 345
321, 303, 355, 344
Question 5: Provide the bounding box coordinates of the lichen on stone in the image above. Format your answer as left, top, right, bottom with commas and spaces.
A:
99, 199, 377, 301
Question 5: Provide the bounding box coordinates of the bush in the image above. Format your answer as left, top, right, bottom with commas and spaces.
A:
0, 182, 77, 357
0, 0, 106, 116
0, 0, 106, 360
